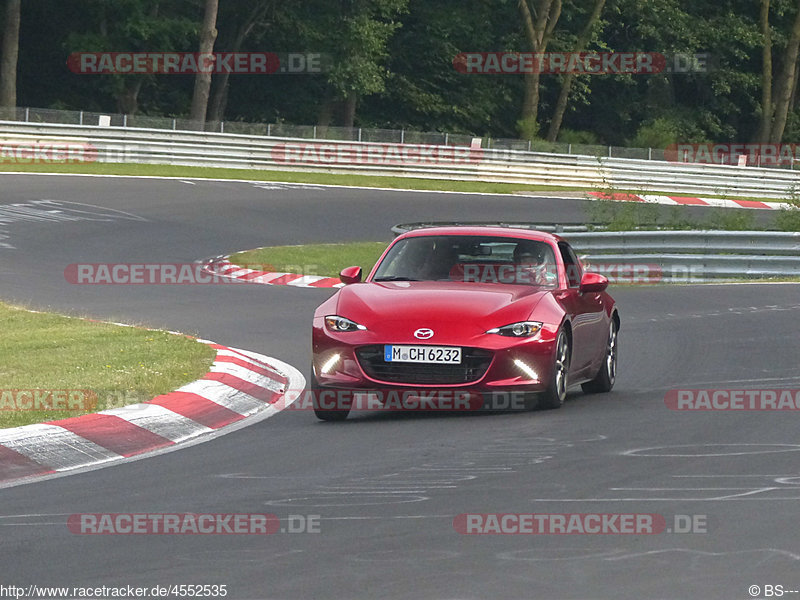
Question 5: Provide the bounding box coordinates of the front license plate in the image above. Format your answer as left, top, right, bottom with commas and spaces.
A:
384, 345, 461, 364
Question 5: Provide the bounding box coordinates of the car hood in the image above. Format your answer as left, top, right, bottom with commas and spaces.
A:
333, 281, 550, 343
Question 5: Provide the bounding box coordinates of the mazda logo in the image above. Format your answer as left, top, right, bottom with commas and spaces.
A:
414, 328, 434, 340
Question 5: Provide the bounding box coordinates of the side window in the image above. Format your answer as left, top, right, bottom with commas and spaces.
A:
558, 242, 582, 287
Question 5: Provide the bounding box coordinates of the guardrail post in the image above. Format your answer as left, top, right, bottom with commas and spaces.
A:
172, 119, 176, 130
608, 145, 612, 157
79, 111, 83, 126
358, 128, 362, 142
401, 129, 404, 144
267, 123, 271, 136
24, 107, 29, 122
123, 114, 128, 127
648, 147, 652, 160
445, 132, 449, 145
220, 121, 224, 133
528, 140, 532, 152
313, 125, 317, 139
568, 143, 572, 154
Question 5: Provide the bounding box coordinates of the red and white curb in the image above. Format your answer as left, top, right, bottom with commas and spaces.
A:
0, 341, 304, 488
588, 191, 790, 210
203, 257, 343, 288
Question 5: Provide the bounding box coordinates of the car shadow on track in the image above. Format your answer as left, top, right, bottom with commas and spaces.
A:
310, 391, 604, 424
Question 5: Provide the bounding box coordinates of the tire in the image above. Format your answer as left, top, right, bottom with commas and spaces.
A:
311, 372, 350, 421
539, 329, 570, 409
581, 319, 618, 394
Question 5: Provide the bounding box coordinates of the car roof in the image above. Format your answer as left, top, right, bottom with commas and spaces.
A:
396, 226, 564, 244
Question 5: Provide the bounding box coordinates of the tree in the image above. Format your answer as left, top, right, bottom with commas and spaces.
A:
12, 0, 800, 148
768, 0, 800, 142
0, 0, 21, 109
64, 0, 197, 115
757, 0, 773, 142
206, 0, 275, 126
518, 0, 561, 139
752, 0, 800, 143
364, 0, 518, 135
305, 0, 408, 128
594, 0, 729, 145
546, 0, 606, 141
189, 0, 219, 127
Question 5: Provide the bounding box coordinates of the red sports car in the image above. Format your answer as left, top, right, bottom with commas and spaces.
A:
311, 226, 619, 420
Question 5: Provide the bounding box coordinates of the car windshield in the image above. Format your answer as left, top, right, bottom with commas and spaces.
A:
372, 235, 558, 287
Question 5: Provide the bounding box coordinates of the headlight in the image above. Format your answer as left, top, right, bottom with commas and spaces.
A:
486, 321, 542, 337
325, 315, 367, 332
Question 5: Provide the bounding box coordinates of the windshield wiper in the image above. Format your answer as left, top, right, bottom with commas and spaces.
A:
373, 275, 421, 282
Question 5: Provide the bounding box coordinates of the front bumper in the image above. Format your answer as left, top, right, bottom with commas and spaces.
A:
312, 323, 559, 394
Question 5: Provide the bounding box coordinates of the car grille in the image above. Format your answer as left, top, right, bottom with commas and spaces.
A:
355, 345, 492, 385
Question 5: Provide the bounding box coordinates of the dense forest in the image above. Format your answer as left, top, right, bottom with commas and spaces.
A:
2, 0, 800, 148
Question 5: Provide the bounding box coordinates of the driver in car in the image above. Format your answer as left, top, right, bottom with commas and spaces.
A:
513, 241, 557, 285
420, 240, 459, 280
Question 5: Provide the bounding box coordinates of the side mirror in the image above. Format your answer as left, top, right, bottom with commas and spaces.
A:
339, 266, 362, 285
579, 271, 608, 294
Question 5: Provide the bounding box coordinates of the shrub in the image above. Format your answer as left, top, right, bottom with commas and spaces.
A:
558, 128, 601, 145
629, 117, 681, 149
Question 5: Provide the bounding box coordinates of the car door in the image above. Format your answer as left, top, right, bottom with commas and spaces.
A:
556, 241, 607, 377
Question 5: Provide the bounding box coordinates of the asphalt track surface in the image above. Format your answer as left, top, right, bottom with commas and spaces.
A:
1, 174, 800, 600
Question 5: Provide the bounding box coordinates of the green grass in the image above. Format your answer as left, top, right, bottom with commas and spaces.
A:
0, 302, 215, 429
231, 242, 389, 279
0, 161, 587, 194
0, 161, 787, 204
584, 198, 800, 231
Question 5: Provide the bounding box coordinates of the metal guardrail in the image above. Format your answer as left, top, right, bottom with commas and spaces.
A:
0, 105, 711, 160
391, 223, 800, 281
562, 230, 800, 256
568, 230, 800, 281
2, 120, 800, 199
